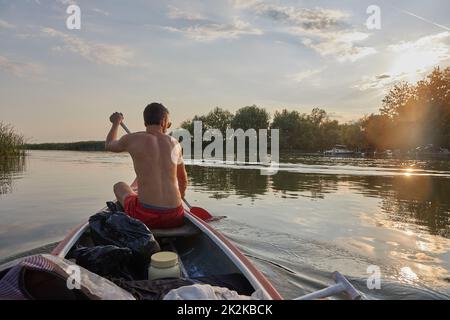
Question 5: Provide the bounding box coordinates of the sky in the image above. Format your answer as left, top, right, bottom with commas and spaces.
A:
1, 0, 450, 142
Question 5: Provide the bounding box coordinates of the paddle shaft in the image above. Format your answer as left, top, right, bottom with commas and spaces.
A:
182, 197, 193, 209
120, 123, 131, 134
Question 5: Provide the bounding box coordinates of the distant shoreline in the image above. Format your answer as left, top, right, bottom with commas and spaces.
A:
24, 142, 318, 155
24, 142, 450, 160
25, 141, 105, 151
24, 141, 322, 154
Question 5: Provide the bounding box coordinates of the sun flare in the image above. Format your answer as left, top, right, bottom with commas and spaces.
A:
390, 50, 445, 82
388, 32, 450, 82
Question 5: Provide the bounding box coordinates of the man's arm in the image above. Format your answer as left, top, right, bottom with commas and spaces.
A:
175, 143, 187, 198
177, 162, 188, 198
105, 112, 127, 153
172, 139, 187, 198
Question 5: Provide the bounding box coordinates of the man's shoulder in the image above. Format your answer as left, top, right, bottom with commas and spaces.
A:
129, 132, 177, 146
128, 132, 151, 140
169, 136, 180, 145
125, 132, 153, 148
132, 131, 148, 135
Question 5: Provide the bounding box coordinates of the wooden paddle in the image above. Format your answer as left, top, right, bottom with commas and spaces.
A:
118, 120, 223, 222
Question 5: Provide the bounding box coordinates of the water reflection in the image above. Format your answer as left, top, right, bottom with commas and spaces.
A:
0, 156, 26, 195
352, 175, 450, 238
1, 151, 449, 298
188, 166, 450, 238
186, 166, 269, 199
272, 172, 339, 199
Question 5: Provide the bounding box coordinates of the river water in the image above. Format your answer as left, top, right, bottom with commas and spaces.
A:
0, 150, 449, 299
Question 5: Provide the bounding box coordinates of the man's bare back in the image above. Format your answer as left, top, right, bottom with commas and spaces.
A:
105, 106, 187, 210
127, 131, 184, 207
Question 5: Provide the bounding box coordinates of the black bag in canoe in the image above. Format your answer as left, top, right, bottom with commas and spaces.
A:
88, 209, 160, 279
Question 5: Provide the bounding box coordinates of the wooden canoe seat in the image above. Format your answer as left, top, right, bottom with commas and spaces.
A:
151, 222, 199, 238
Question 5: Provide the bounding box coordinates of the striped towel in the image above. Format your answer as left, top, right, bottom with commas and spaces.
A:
0, 255, 54, 300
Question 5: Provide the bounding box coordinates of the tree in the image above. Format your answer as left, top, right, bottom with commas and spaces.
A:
378, 67, 450, 149
340, 122, 366, 150
381, 82, 415, 119
271, 108, 338, 151
361, 114, 393, 150
319, 120, 340, 150
297, 116, 318, 151
177, 66, 450, 154
271, 109, 302, 150
415, 67, 450, 148
203, 107, 233, 133
180, 114, 207, 135
180, 119, 194, 134
231, 105, 270, 130
308, 107, 328, 126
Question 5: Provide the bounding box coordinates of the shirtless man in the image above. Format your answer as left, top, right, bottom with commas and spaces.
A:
105, 103, 187, 229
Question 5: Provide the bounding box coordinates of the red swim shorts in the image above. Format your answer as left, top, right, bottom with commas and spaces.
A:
123, 195, 184, 229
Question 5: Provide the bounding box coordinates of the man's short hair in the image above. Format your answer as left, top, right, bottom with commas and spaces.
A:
144, 102, 169, 126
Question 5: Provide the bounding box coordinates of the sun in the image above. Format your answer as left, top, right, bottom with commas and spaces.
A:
403, 167, 414, 177
388, 36, 450, 83
390, 50, 444, 82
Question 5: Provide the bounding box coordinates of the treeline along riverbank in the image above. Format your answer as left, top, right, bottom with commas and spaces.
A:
25, 141, 105, 151
180, 67, 450, 153
24, 67, 450, 154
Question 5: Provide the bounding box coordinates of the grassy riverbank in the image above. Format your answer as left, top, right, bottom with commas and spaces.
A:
0, 122, 25, 157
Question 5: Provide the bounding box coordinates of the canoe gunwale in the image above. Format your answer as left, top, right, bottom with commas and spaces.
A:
52, 221, 89, 258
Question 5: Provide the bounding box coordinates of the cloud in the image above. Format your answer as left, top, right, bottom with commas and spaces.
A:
41, 28, 133, 66
0, 19, 15, 30
231, 0, 261, 9
394, 31, 449, 74
302, 32, 376, 63
388, 32, 450, 60
251, 3, 349, 32
56, 0, 76, 5
164, 18, 262, 42
92, 8, 110, 17
354, 32, 450, 91
288, 67, 325, 83
233, 1, 375, 62
376, 74, 391, 80
25, 0, 41, 5
167, 5, 205, 21
352, 73, 407, 91
0, 55, 44, 79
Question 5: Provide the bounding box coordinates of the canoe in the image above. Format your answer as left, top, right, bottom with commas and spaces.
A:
0, 202, 283, 300
0, 201, 361, 300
